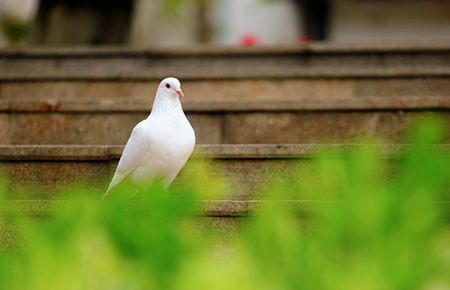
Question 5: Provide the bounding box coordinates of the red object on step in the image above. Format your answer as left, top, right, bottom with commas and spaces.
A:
298, 35, 313, 44
241, 34, 260, 46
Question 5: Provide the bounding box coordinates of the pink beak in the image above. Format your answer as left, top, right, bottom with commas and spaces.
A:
174, 88, 184, 98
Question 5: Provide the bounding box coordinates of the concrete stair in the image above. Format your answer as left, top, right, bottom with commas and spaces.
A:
0, 144, 324, 198
1, 144, 448, 199
0, 96, 448, 144
1, 44, 449, 80
0, 44, 449, 145
0, 44, 449, 234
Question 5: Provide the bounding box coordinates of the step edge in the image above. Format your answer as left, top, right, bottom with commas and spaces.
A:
1, 96, 449, 112
1, 43, 450, 57
1, 68, 449, 81
0, 144, 448, 160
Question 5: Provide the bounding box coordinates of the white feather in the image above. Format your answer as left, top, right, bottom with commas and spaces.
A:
102, 77, 195, 199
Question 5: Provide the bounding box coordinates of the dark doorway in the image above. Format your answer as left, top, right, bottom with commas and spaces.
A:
33, 0, 133, 45
293, 0, 331, 41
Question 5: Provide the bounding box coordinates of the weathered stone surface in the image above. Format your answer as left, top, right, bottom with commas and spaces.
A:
5, 112, 221, 144
0, 114, 9, 144
353, 78, 450, 98
2, 95, 447, 112
0, 96, 447, 144
0, 44, 449, 80
0, 81, 155, 99
222, 111, 450, 144
0, 109, 444, 145
4, 161, 111, 198
8, 113, 144, 145
0, 146, 313, 199
0, 144, 447, 199
0, 45, 447, 145
1, 78, 449, 100
188, 114, 222, 144
1, 144, 428, 160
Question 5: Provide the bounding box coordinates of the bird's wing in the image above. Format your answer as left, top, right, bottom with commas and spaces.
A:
102, 123, 150, 198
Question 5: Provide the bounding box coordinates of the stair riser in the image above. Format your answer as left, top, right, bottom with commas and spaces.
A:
2, 144, 446, 199
1, 78, 449, 99
0, 158, 314, 199
1, 111, 447, 144
1, 49, 449, 79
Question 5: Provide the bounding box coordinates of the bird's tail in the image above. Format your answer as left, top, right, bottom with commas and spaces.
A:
102, 172, 127, 199
101, 187, 112, 200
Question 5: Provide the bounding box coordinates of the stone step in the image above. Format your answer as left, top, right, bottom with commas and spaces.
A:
1, 45, 449, 101
1, 44, 449, 80
0, 97, 448, 144
1, 78, 449, 100
1, 144, 448, 199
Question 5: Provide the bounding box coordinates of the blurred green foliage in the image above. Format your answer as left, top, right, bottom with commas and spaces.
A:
1, 17, 31, 45
0, 118, 449, 290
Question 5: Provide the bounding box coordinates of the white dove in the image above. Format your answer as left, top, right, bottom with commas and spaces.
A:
102, 77, 195, 199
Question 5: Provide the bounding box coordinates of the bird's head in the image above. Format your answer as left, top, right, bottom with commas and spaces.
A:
158, 77, 184, 98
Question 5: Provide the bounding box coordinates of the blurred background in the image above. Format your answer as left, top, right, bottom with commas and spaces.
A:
0, 2, 449, 288
1, 0, 450, 47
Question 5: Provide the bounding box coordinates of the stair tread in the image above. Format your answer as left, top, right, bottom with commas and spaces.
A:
0, 144, 448, 198
1, 68, 448, 81
1, 144, 448, 160
2, 42, 450, 56
1, 44, 449, 80
1, 95, 448, 112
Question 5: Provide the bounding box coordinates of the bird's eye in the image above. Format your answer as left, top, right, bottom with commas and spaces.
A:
165, 83, 171, 89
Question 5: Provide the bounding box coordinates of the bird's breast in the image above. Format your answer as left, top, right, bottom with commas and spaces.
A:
147, 117, 195, 170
